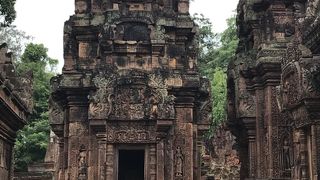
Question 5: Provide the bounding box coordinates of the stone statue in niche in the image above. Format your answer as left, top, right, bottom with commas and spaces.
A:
78, 145, 87, 180
280, 138, 293, 172
175, 146, 183, 177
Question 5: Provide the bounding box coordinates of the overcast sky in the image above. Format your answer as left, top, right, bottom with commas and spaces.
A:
13, 0, 238, 71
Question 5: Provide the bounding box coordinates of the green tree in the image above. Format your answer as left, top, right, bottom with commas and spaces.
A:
0, 0, 16, 26
14, 43, 58, 172
193, 13, 218, 76
195, 15, 238, 135
208, 17, 238, 70
211, 68, 227, 126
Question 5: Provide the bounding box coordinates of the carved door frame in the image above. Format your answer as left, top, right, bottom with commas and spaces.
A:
114, 144, 150, 180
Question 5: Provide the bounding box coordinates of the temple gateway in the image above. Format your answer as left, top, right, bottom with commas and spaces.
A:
49, 0, 211, 179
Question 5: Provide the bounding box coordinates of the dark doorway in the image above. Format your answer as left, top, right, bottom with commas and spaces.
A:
118, 150, 145, 180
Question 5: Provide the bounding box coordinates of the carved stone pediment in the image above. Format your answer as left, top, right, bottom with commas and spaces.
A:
88, 71, 175, 120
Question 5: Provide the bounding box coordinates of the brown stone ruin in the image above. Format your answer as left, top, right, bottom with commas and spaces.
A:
0, 43, 33, 179
227, 0, 320, 179
2, 0, 320, 180
48, 0, 211, 179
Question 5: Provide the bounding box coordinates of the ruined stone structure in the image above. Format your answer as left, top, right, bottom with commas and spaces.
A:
49, 0, 211, 179
205, 124, 240, 179
228, 0, 320, 179
0, 43, 33, 179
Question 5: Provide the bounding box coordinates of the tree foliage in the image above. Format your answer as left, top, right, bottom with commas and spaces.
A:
0, 26, 31, 60
194, 14, 238, 134
0, 0, 16, 26
14, 43, 58, 172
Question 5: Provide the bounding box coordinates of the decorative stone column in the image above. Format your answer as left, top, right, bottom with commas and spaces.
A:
149, 144, 157, 180
106, 144, 114, 180
97, 134, 106, 180
300, 130, 309, 180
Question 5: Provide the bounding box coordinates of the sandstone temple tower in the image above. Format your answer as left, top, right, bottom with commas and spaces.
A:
49, 0, 211, 179
228, 0, 320, 179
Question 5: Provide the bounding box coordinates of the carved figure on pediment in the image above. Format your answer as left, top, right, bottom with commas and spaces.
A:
78, 145, 87, 180
282, 69, 300, 107
148, 74, 176, 119
89, 73, 115, 119
238, 92, 255, 117
148, 74, 168, 103
303, 65, 320, 93
302, 68, 315, 93
149, 94, 158, 119
49, 97, 64, 124
159, 95, 175, 119
175, 146, 183, 177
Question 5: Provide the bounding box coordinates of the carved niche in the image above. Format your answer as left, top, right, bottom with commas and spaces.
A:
279, 136, 293, 177
78, 144, 88, 180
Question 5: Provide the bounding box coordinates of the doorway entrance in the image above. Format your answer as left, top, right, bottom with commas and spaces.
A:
118, 150, 145, 180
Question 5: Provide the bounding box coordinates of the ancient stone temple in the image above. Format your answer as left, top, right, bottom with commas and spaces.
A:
49, 0, 211, 179
0, 43, 33, 179
228, 0, 320, 179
